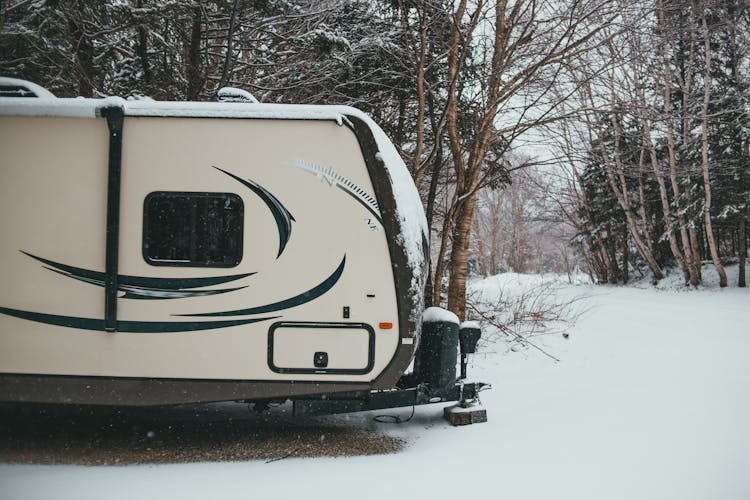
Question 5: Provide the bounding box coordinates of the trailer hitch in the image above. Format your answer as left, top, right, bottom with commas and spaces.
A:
293, 313, 490, 424
291, 381, 489, 417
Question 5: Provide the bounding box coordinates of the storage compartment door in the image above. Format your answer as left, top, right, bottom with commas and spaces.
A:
269, 322, 375, 375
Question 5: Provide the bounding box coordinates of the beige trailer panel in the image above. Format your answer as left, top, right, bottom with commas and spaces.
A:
0, 114, 401, 383
0, 116, 108, 318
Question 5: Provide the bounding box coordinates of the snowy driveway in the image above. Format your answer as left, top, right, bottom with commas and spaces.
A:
2, 282, 749, 500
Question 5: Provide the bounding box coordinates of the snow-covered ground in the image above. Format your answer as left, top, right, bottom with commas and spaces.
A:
2, 269, 749, 500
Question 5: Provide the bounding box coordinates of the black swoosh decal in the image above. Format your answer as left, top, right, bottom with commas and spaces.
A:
0, 306, 278, 333
179, 256, 346, 318
23, 252, 252, 300
50, 269, 248, 300
44, 268, 247, 300
120, 284, 247, 300
213, 166, 294, 258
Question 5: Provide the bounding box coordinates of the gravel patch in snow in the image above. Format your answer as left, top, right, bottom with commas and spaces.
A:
0, 402, 405, 465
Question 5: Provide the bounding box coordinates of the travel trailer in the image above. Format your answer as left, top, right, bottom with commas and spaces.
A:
0, 78, 486, 417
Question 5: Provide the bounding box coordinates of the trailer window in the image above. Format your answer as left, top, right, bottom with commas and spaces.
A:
143, 192, 243, 267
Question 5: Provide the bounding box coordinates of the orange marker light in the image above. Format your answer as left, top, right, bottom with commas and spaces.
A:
379, 322, 393, 330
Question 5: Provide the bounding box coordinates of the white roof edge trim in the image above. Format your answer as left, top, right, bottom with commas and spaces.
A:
0, 96, 351, 123
0, 97, 123, 118
122, 101, 349, 122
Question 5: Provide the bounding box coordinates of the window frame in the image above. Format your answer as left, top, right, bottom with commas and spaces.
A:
142, 191, 244, 268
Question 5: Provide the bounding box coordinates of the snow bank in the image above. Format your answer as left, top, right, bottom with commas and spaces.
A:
631, 261, 747, 291
4, 280, 749, 500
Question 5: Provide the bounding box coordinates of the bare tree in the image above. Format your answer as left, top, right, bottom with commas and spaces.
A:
437, 0, 616, 319
698, 6, 728, 286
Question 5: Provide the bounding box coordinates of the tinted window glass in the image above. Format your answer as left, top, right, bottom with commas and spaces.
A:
143, 192, 243, 267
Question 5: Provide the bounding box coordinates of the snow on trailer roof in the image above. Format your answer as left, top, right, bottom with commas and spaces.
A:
0, 95, 351, 122
123, 100, 357, 122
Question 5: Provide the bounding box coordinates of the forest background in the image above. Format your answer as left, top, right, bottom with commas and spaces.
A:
1, 0, 748, 320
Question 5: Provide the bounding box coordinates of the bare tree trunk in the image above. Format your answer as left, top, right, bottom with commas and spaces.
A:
740, 206, 747, 287
423, 142, 443, 308
604, 227, 620, 283
664, 93, 698, 285
424, 98, 444, 235
441, 0, 468, 315
186, 5, 203, 100
632, 59, 689, 281
472, 214, 489, 277
646, 132, 688, 282
407, 6, 428, 183
593, 233, 612, 283
595, 100, 664, 280
569, 160, 609, 283
509, 188, 523, 272
444, 0, 467, 188
683, 8, 704, 284
218, 0, 241, 89
622, 230, 629, 283
658, 0, 700, 285
395, 93, 406, 146
136, 0, 150, 86
637, 148, 651, 253
699, 11, 727, 287
447, 195, 477, 320
561, 242, 572, 283
431, 204, 454, 307
69, 3, 94, 97
592, 252, 606, 283
687, 206, 703, 281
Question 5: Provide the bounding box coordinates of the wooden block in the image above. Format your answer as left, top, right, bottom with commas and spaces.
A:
443, 404, 488, 426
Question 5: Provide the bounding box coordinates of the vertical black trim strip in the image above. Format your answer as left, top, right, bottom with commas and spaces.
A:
101, 106, 124, 332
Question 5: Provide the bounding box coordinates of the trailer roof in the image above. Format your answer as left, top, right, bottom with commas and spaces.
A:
0, 96, 354, 123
